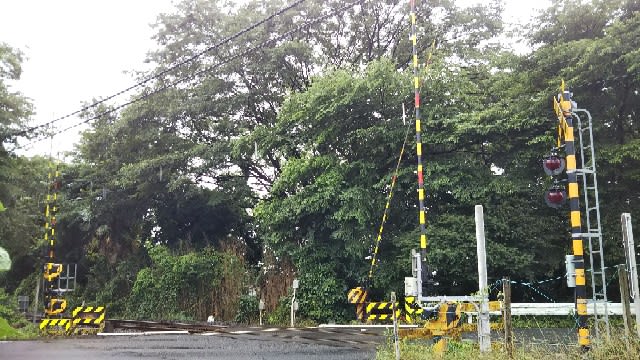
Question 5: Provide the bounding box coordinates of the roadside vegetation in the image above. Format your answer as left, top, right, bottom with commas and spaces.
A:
377, 328, 640, 360
0, 289, 37, 339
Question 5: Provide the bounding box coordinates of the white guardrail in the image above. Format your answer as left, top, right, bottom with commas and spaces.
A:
487, 303, 632, 316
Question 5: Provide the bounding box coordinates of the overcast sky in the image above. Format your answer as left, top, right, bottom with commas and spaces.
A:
0, 0, 549, 158
1, 0, 176, 157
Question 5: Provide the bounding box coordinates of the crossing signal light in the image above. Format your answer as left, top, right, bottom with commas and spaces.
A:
545, 185, 567, 209
542, 155, 565, 176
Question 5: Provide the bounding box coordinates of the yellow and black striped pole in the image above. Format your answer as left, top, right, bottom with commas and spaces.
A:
553, 81, 589, 349
410, 0, 429, 281
368, 118, 411, 283
44, 164, 56, 310
363, 116, 410, 321
42, 163, 66, 318
45, 165, 60, 260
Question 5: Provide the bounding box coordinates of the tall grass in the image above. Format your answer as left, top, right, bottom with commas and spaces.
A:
376, 328, 640, 360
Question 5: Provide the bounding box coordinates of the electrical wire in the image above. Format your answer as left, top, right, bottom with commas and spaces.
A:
15, 3, 635, 151
15, 0, 365, 151
5, 0, 308, 140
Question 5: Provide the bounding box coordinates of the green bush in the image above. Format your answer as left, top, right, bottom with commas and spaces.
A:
234, 295, 258, 324
125, 245, 223, 320
0, 317, 23, 339
267, 295, 292, 326
0, 288, 36, 339
0, 288, 24, 325
297, 264, 349, 323
83, 254, 146, 317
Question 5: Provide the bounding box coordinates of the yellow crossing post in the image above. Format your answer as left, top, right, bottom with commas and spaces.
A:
552, 81, 590, 349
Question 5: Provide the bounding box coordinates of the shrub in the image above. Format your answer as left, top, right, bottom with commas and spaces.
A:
234, 295, 258, 324
267, 295, 292, 326
125, 245, 248, 321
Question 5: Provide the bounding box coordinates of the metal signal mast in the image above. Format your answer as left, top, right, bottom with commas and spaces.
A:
544, 81, 609, 350
39, 163, 106, 335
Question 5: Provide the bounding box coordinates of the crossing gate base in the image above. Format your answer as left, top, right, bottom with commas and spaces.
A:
40, 305, 106, 336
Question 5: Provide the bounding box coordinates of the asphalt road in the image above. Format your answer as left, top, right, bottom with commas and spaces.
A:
0, 326, 580, 360
0, 330, 380, 360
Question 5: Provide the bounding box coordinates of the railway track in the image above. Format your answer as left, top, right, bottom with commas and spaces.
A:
106, 319, 386, 349
107, 319, 228, 333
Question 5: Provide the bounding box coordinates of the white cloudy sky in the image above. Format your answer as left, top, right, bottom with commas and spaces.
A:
1, 0, 176, 157
0, 0, 549, 158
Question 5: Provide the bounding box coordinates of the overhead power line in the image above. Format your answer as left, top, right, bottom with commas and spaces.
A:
15, 0, 365, 151
6, 0, 308, 141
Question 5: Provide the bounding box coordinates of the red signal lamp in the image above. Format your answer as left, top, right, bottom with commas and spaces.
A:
542, 155, 565, 176
545, 186, 567, 209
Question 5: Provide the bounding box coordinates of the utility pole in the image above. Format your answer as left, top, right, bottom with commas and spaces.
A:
618, 265, 633, 344
621, 213, 640, 336
391, 292, 400, 360
259, 299, 265, 326
502, 277, 513, 359
32, 278, 40, 324
475, 205, 491, 352
290, 279, 298, 328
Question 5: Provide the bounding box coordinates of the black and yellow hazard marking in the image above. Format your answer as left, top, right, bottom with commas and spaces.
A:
553, 81, 589, 349
366, 301, 396, 313
40, 318, 71, 331
39, 305, 107, 336
364, 301, 401, 321
40, 318, 72, 335
404, 296, 424, 323
43, 262, 63, 282
366, 311, 402, 321
348, 289, 366, 321
347, 287, 368, 304
72, 315, 105, 326
39, 162, 105, 336
356, 303, 366, 321
365, 301, 401, 321
72, 305, 106, 324
45, 298, 67, 315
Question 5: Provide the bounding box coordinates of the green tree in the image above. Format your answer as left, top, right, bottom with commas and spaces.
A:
252, 55, 567, 318
47, 68, 262, 316
0, 43, 33, 146
148, 0, 504, 193
0, 156, 51, 291
125, 244, 246, 321
513, 0, 640, 287
0, 43, 41, 293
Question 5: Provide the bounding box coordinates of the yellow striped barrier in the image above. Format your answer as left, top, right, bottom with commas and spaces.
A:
40, 305, 106, 336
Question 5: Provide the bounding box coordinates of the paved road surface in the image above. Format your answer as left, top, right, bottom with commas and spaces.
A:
0, 326, 579, 359
0, 330, 379, 360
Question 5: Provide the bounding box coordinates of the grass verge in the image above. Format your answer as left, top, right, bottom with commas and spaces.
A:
377, 328, 640, 360
0, 316, 39, 340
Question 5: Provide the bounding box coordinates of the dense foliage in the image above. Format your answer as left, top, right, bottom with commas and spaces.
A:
0, 0, 639, 324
